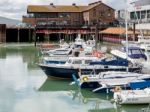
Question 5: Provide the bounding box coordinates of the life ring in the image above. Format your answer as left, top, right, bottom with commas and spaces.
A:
82, 76, 89, 81
114, 86, 122, 92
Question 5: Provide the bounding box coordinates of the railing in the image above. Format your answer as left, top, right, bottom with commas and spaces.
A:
35, 23, 111, 29
23, 15, 34, 18
129, 19, 150, 24
36, 24, 83, 29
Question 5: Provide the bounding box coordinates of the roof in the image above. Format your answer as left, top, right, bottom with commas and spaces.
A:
28, 5, 87, 13
100, 27, 139, 35
27, 1, 114, 13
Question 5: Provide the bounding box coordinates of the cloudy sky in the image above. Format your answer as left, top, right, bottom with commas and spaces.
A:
0, 0, 128, 20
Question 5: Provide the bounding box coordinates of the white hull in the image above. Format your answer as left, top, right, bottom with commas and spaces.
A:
80, 71, 150, 87
111, 49, 146, 63
114, 88, 150, 104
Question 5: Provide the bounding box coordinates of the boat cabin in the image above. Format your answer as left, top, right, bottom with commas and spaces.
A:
65, 57, 99, 65
122, 47, 147, 60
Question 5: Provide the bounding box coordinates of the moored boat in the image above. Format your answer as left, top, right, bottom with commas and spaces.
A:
111, 46, 147, 63
76, 71, 150, 93
114, 87, 150, 104
39, 56, 142, 79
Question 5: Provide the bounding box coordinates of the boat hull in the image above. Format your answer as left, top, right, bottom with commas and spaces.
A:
39, 64, 142, 79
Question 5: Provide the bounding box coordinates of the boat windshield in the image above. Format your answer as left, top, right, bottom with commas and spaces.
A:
131, 49, 142, 55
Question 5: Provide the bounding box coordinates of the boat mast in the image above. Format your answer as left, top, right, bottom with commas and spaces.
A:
125, 0, 129, 72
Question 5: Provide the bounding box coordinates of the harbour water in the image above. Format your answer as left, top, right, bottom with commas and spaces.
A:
0, 44, 150, 112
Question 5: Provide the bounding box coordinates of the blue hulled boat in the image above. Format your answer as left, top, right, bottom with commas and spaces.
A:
76, 71, 150, 93
39, 56, 142, 79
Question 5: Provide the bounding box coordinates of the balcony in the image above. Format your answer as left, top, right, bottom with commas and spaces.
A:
36, 24, 83, 29
129, 19, 150, 24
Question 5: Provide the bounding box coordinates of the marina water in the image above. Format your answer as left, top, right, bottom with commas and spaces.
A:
0, 44, 150, 112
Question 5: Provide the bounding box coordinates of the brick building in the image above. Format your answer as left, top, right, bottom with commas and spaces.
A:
22, 1, 115, 42
23, 1, 115, 28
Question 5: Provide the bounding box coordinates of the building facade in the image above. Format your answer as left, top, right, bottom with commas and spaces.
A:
22, 1, 116, 43
128, 0, 150, 36
23, 1, 115, 28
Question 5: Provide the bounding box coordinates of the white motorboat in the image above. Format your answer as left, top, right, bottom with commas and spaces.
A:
78, 71, 150, 93
140, 43, 150, 53
39, 55, 142, 79
114, 88, 150, 104
111, 46, 147, 63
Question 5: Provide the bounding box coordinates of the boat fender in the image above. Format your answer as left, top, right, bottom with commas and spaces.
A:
117, 95, 122, 104
82, 76, 89, 82
98, 53, 104, 58
114, 86, 122, 92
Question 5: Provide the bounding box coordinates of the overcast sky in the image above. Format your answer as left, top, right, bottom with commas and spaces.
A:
0, 0, 128, 20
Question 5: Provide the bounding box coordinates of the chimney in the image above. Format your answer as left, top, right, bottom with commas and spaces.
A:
89, 1, 101, 5
50, 3, 54, 6
72, 3, 76, 6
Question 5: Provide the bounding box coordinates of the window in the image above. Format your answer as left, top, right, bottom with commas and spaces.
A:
147, 10, 150, 18
93, 9, 96, 16
130, 12, 136, 19
59, 13, 70, 18
141, 11, 146, 19
136, 11, 141, 19
85, 60, 92, 64
107, 13, 111, 17
73, 60, 82, 64
131, 49, 141, 54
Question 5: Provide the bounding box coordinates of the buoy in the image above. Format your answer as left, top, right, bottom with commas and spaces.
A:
82, 76, 88, 81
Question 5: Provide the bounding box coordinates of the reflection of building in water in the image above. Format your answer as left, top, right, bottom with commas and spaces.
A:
0, 24, 6, 43
0, 47, 6, 59
38, 78, 77, 91
0, 46, 38, 69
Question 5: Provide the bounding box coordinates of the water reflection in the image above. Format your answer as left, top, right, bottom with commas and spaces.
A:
115, 104, 150, 112
39, 78, 115, 112
0, 44, 150, 112
0, 44, 39, 70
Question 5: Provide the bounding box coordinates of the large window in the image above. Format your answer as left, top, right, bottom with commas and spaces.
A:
93, 9, 96, 16
141, 11, 146, 19
130, 11, 140, 19
58, 13, 70, 18
147, 10, 150, 18
34, 13, 58, 18
130, 12, 136, 19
